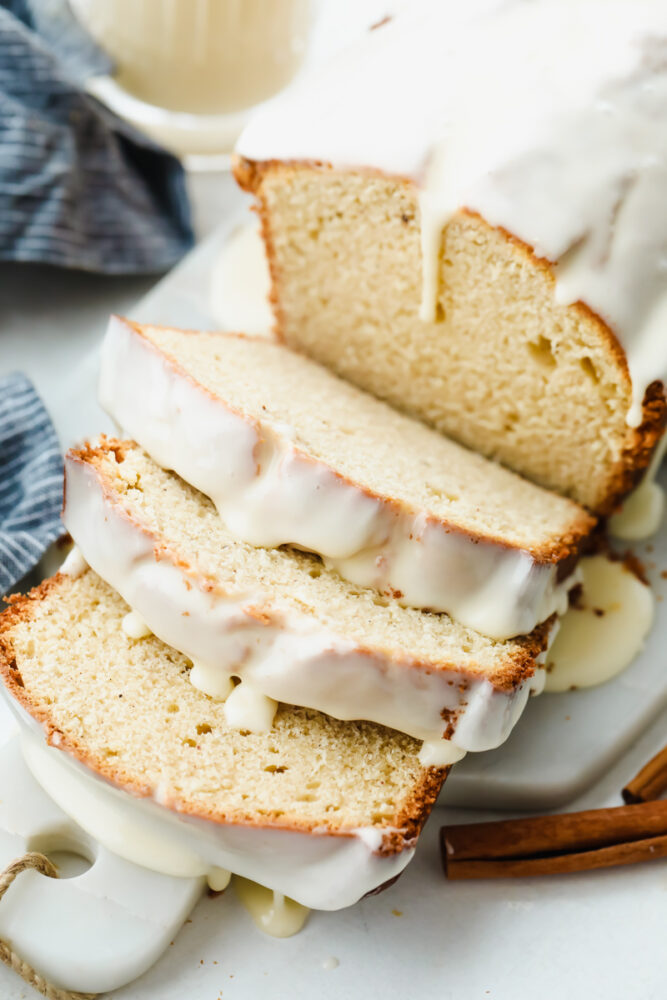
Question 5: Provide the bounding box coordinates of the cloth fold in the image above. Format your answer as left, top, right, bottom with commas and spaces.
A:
0, 374, 63, 594
0, 0, 193, 273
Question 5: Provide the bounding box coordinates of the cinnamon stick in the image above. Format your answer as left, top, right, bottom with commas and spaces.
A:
622, 744, 667, 804
441, 799, 667, 880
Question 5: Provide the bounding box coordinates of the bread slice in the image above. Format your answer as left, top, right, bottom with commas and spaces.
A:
99, 316, 593, 640
0, 570, 447, 910
63, 438, 552, 754
233, 162, 666, 517
232, 0, 667, 515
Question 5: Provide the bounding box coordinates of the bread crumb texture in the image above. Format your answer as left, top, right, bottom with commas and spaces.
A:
243, 164, 665, 514
143, 323, 592, 553
80, 440, 546, 684
0, 571, 444, 840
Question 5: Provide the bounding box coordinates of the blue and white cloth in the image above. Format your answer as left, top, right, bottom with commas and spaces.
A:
0, 0, 194, 273
0, 374, 63, 594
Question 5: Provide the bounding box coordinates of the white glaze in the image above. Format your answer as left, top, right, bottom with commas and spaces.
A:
121, 610, 152, 640
99, 315, 577, 640
207, 868, 232, 892
187, 662, 279, 735
190, 661, 235, 701
418, 740, 466, 769
545, 555, 654, 692
237, 0, 667, 429
208, 222, 273, 336
64, 452, 553, 752
60, 545, 88, 579
609, 433, 667, 540
223, 683, 278, 734
234, 877, 309, 938
10, 704, 416, 911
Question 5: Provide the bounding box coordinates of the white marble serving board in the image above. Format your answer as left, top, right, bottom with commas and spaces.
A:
0, 732, 202, 995
57, 192, 667, 811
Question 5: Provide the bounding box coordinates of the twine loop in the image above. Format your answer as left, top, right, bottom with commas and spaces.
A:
0, 852, 97, 999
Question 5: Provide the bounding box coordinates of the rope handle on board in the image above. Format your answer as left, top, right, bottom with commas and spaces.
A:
0, 852, 97, 1000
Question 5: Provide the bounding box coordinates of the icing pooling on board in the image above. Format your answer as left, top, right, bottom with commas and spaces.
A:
60, 545, 88, 579
236, 0, 667, 428
10, 703, 417, 911
234, 877, 309, 937
208, 222, 274, 336
98, 315, 579, 641
544, 555, 654, 692
609, 433, 667, 540
63, 460, 557, 753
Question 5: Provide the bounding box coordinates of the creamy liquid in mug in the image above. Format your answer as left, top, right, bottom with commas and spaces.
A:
69, 0, 311, 115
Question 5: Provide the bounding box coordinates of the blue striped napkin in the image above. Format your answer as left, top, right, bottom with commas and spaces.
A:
0, 1, 193, 274
0, 374, 63, 594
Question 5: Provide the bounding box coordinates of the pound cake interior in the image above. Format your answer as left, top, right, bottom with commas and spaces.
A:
0, 570, 446, 845
131, 322, 594, 555
234, 162, 666, 515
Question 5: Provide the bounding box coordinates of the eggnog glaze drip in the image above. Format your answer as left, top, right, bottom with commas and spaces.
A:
544, 555, 654, 692
233, 877, 309, 938
223, 683, 278, 734
60, 545, 88, 579
9, 704, 416, 912
190, 661, 235, 701
60, 568, 278, 736
121, 610, 151, 640
208, 222, 274, 336
63, 461, 555, 753
236, 0, 667, 428
609, 433, 667, 540
99, 315, 576, 641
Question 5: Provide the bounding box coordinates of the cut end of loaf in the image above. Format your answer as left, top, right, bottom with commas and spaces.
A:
235, 159, 666, 516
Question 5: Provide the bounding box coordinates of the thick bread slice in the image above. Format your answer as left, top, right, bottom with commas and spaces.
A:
232, 0, 667, 516
64, 439, 552, 752
234, 162, 665, 517
0, 571, 447, 909
99, 316, 594, 639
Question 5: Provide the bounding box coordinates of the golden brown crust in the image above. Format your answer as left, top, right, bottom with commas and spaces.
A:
68, 437, 554, 690
607, 379, 667, 517
112, 316, 596, 566
377, 763, 448, 856
475, 213, 667, 516
235, 157, 667, 517
0, 577, 446, 855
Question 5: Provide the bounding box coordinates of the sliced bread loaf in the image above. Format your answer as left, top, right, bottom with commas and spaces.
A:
63, 439, 552, 756
233, 0, 667, 515
99, 316, 593, 639
0, 569, 446, 910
